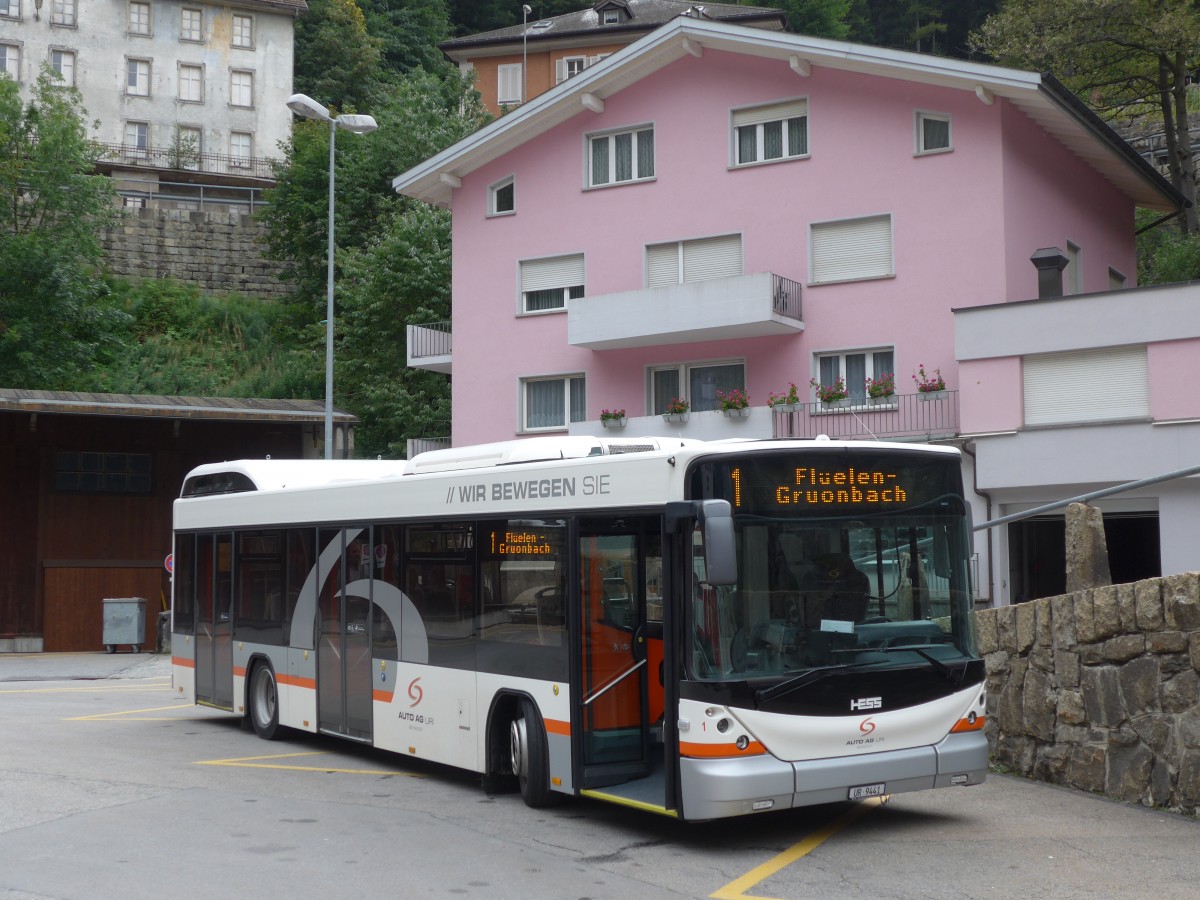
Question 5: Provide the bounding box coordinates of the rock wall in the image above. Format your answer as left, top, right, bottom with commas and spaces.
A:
101, 207, 296, 298
977, 573, 1200, 813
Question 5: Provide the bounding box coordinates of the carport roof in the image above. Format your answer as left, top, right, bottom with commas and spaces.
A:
0, 389, 355, 424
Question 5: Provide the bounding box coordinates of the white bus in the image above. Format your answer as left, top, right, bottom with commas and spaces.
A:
171, 435, 987, 821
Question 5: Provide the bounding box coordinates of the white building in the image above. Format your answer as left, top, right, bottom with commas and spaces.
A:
0, 0, 305, 190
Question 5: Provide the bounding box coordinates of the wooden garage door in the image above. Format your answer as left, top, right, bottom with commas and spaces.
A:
42, 564, 166, 652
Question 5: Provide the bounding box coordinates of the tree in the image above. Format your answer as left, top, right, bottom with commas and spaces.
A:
293, 0, 387, 111
336, 203, 454, 457
971, 0, 1200, 232
0, 70, 127, 389
359, 0, 454, 75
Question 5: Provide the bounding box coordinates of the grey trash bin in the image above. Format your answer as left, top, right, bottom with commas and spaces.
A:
102, 598, 147, 653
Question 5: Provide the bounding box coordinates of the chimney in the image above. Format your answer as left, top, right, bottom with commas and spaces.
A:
1030, 247, 1069, 299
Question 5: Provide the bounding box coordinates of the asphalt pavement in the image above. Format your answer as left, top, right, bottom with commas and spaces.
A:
0, 651, 171, 682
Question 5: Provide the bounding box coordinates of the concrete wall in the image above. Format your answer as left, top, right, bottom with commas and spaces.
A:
101, 207, 295, 298
977, 573, 1200, 813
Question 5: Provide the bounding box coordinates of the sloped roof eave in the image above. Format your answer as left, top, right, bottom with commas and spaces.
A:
393, 17, 1181, 213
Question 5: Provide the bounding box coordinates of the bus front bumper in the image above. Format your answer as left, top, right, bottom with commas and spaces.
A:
678, 730, 988, 821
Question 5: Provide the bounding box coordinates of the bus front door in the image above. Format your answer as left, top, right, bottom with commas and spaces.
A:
316, 527, 373, 742
577, 522, 654, 789
195, 533, 233, 710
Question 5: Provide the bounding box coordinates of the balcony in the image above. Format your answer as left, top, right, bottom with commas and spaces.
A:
95, 142, 276, 182
567, 273, 803, 350
407, 321, 452, 374
772, 391, 960, 442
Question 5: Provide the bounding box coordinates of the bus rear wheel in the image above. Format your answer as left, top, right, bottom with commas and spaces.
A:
248, 662, 280, 740
510, 699, 556, 808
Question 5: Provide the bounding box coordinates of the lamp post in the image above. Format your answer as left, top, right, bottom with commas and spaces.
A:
522, 5, 531, 104
285, 93, 377, 460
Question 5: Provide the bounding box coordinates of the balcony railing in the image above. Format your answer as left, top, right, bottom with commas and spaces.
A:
114, 176, 268, 213
95, 142, 276, 180
407, 321, 452, 374
772, 391, 960, 442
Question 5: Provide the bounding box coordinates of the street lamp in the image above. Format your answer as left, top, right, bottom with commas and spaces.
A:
285, 93, 378, 460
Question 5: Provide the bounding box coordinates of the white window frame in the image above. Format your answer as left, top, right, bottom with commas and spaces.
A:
231, 14, 254, 49
649, 360, 745, 414
0, 0, 19, 20
0, 44, 20, 80
230, 69, 253, 108
128, 1, 150, 35
1024, 346, 1148, 426
731, 98, 808, 167
1108, 267, 1127, 290
230, 131, 253, 167
813, 347, 895, 405
51, 0, 76, 27
915, 110, 952, 155
520, 374, 586, 432
180, 8, 203, 42
178, 63, 203, 103
124, 120, 149, 158
646, 233, 742, 287
587, 125, 654, 188
602, 8, 621, 24
556, 55, 588, 84
126, 58, 151, 97
488, 175, 515, 217
50, 48, 75, 85
518, 254, 584, 315
810, 213, 894, 285
497, 63, 522, 105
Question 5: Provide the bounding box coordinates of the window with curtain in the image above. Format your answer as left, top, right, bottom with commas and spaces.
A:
519, 254, 584, 313
916, 111, 951, 154
733, 99, 808, 166
816, 349, 894, 403
649, 361, 744, 413
588, 126, 654, 187
523, 376, 586, 430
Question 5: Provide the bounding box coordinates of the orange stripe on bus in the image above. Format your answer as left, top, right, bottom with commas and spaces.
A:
233, 666, 246, 678
544, 718, 571, 736
679, 740, 766, 759
171, 656, 195, 669
372, 690, 395, 703
277, 673, 316, 690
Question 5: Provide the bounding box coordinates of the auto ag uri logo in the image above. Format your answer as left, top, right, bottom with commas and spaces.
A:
859, 717, 876, 736
407, 677, 424, 708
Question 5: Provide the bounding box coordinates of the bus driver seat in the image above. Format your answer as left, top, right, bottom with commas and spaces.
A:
799, 553, 869, 625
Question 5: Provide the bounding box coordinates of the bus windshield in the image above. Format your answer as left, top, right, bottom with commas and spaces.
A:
688, 449, 977, 682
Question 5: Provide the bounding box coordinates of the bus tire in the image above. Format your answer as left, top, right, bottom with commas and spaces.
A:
511, 699, 556, 808
248, 662, 280, 741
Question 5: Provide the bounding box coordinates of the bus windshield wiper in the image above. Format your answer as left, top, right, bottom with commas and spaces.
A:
866, 644, 965, 687
755, 662, 882, 704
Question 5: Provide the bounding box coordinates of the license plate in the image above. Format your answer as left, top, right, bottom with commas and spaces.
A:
849, 783, 886, 800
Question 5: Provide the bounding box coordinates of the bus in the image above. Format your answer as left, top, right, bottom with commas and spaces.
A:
170, 435, 987, 821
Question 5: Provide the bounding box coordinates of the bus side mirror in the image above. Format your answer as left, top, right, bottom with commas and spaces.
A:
700, 500, 737, 586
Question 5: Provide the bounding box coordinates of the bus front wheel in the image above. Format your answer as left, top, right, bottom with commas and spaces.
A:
248, 662, 280, 740
510, 699, 555, 808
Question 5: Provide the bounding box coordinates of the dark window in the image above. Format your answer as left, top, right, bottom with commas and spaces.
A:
55, 451, 152, 494
173, 533, 196, 635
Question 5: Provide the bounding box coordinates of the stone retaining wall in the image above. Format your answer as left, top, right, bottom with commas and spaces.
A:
977, 573, 1200, 813
101, 207, 295, 298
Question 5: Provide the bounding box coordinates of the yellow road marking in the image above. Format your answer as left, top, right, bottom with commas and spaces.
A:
196, 751, 418, 777
1, 680, 172, 695
68, 703, 197, 720
709, 797, 885, 900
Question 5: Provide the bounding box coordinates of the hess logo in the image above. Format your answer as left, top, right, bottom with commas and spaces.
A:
850, 696, 882, 711
408, 677, 424, 707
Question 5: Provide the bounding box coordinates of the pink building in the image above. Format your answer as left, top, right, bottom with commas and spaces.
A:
393, 17, 1184, 603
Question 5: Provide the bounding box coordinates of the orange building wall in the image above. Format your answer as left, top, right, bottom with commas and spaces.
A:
469, 43, 630, 116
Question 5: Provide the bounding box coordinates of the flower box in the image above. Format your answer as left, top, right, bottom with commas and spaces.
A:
869, 394, 895, 406
918, 390, 945, 402
820, 398, 851, 410
723, 407, 751, 419
663, 412, 689, 424
601, 416, 627, 428
770, 403, 801, 414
